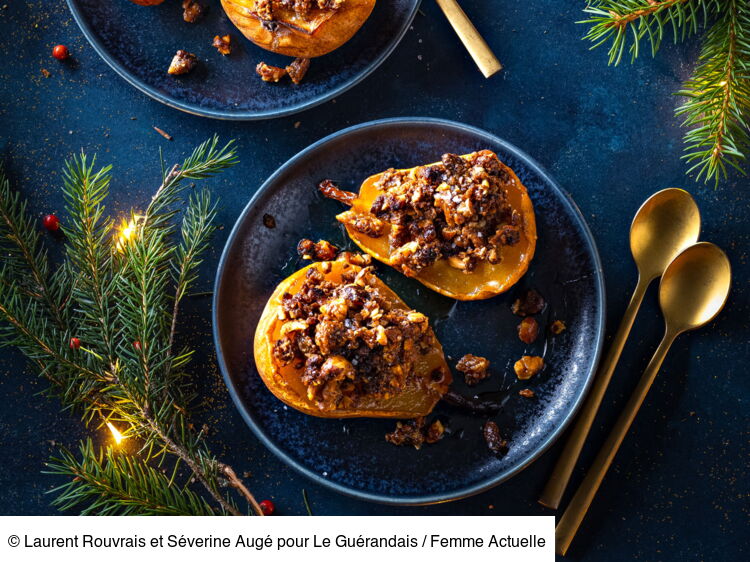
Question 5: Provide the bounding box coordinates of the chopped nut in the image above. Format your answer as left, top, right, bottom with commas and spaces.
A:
425, 419, 445, 444
182, 0, 206, 23
297, 239, 339, 261
256, 62, 287, 82
456, 354, 490, 386
385, 417, 426, 449
514, 355, 544, 380
281, 263, 437, 411
168, 50, 197, 75
321, 150, 520, 278
518, 388, 535, 398
339, 251, 372, 266
511, 289, 546, 316
212, 34, 232, 56
286, 57, 311, 84
386, 417, 444, 448
262, 213, 276, 228
517, 316, 539, 344
483, 421, 508, 455
550, 320, 567, 335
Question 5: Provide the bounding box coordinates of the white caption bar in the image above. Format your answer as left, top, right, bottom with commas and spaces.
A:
1, 515, 554, 562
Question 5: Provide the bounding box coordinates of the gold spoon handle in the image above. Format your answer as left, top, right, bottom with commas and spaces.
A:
555, 330, 678, 556
434, 0, 503, 78
539, 275, 650, 510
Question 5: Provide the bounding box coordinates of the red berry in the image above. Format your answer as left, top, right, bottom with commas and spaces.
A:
42, 214, 60, 231
69, 337, 81, 350
52, 45, 69, 60
133, 340, 142, 351
259, 500, 275, 515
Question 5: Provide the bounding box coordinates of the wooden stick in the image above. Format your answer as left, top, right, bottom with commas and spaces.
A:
434, 0, 503, 78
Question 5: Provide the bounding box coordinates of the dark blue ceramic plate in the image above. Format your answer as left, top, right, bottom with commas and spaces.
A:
67, 0, 419, 120
213, 118, 605, 504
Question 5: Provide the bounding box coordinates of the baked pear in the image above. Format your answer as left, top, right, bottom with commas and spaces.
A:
221, 0, 376, 58
254, 255, 451, 418
320, 150, 537, 300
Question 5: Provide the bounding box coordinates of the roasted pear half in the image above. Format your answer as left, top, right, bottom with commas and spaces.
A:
321, 150, 537, 300
221, 0, 376, 59
254, 255, 451, 418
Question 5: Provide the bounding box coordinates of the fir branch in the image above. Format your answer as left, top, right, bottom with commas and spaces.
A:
0, 139, 261, 516
167, 188, 217, 373
0, 167, 69, 328
581, 1, 749, 184
581, 0, 714, 65
46, 439, 219, 516
676, 0, 750, 184
62, 154, 118, 363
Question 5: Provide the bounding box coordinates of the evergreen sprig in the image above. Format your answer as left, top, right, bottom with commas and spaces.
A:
580, 0, 749, 185
46, 439, 218, 516
0, 137, 262, 516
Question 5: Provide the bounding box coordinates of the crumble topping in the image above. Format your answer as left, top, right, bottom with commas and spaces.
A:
297, 239, 339, 261
255, 0, 345, 21
337, 151, 522, 277
271, 264, 438, 411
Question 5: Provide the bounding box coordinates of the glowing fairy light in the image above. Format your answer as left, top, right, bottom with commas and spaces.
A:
115, 215, 143, 253
106, 421, 125, 445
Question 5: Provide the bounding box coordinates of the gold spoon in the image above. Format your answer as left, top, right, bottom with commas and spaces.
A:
434, 0, 502, 78
555, 242, 732, 555
539, 188, 700, 509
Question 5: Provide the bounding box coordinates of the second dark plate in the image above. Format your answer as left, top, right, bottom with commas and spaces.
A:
67, 0, 419, 120
213, 118, 605, 504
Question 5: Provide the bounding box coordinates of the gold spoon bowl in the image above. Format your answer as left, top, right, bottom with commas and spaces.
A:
540, 188, 701, 509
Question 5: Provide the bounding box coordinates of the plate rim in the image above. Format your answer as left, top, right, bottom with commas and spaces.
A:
213, 117, 607, 504
66, 0, 421, 121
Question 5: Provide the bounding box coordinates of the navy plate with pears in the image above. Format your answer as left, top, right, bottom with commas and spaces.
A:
67, 0, 420, 120
213, 118, 605, 504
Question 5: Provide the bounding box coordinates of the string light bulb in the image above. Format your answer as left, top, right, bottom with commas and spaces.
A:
106, 421, 125, 445
115, 215, 143, 253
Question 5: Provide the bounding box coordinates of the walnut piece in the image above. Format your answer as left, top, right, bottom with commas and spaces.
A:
514, 355, 544, 380
212, 34, 232, 56
456, 354, 490, 386
550, 320, 567, 335
297, 239, 339, 261
511, 289, 546, 316
182, 0, 205, 23
168, 50, 197, 75
256, 62, 287, 82
385, 417, 426, 449
286, 57, 311, 84
386, 417, 444, 449
483, 421, 508, 455
517, 316, 539, 344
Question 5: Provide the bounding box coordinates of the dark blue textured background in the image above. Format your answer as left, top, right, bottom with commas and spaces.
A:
0, 2, 747, 561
